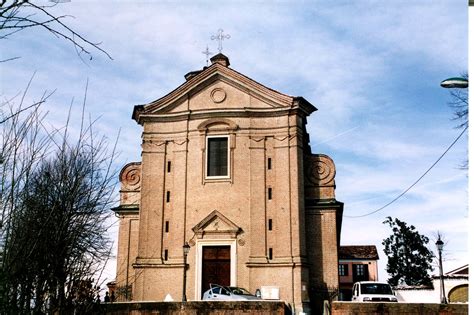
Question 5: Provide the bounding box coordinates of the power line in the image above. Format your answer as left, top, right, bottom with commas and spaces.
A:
345, 125, 468, 218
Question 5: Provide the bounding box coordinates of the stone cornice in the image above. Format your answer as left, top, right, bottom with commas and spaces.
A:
133, 261, 185, 269
111, 204, 139, 215
137, 106, 308, 124
293, 96, 318, 116
305, 199, 344, 209
246, 262, 308, 268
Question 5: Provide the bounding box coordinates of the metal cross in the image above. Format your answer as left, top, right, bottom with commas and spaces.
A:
211, 28, 230, 53
202, 46, 213, 66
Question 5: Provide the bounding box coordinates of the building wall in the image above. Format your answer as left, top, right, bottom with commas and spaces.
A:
113, 56, 343, 314
114, 162, 141, 301
101, 301, 290, 314
331, 302, 468, 315
304, 154, 341, 294
339, 260, 378, 285
395, 278, 469, 303
305, 209, 336, 286
115, 215, 139, 301
131, 109, 310, 307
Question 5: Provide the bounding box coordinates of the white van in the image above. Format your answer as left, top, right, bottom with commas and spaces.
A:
352, 281, 398, 302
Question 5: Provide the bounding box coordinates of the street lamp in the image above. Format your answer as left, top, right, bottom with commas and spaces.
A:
435, 236, 448, 304
182, 242, 191, 302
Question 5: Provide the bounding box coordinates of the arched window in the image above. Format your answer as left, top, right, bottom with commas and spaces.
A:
448, 284, 468, 303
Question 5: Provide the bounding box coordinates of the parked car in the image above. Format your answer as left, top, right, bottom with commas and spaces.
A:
202, 284, 262, 301
352, 281, 398, 302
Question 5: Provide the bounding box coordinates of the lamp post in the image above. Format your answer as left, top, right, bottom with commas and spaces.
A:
437, 76, 466, 304
440, 77, 468, 89
182, 242, 191, 302
435, 236, 447, 304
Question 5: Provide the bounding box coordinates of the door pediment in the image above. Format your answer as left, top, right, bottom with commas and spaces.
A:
192, 210, 242, 239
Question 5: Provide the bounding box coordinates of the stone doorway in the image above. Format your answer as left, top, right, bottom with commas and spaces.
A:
201, 245, 231, 296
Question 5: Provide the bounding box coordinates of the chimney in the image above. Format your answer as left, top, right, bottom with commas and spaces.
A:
210, 53, 230, 67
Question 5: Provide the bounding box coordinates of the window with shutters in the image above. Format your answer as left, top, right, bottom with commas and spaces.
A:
206, 136, 229, 178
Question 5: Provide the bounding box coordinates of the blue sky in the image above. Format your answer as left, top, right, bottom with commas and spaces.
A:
1, 1, 468, 285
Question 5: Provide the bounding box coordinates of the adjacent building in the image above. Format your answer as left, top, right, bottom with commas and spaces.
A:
395, 265, 469, 303
112, 53, 344, 314
338, 245, 379, 301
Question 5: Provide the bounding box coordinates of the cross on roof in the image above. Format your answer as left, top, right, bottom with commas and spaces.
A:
211, 28, 230, 53
202, 45, 213, 66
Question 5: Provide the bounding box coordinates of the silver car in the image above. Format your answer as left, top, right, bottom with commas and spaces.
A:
202, 284, 261, 301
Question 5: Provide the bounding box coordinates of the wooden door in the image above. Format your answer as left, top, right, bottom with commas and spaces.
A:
201, 246, 231, 296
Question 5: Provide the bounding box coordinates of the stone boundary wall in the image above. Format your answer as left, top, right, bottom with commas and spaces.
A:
101, 301, 291, 315
331, 301, 468, 315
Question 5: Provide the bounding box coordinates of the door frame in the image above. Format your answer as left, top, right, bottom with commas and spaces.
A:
195, 239, 236, 300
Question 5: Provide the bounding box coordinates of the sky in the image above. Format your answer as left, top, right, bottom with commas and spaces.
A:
0, 1, 469, 287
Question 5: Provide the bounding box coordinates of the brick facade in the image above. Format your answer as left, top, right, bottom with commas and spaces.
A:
331, 302, 468, 315
101, 301, 290, 315
112, 54, 343, 314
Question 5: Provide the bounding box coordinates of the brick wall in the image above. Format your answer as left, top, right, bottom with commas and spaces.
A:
101, 301, 291, 315
331, 302, 468, 315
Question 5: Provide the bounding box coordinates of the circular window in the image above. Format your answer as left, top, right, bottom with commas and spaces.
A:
210, 88, 226, 103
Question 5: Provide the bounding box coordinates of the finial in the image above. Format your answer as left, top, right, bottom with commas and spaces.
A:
202, 45, 213, 66
211, 28, 230, 53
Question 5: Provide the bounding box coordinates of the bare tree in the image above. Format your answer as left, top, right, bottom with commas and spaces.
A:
445, 73, 468, 170
1, 94, 118, 313
0, 2, 116, 312
447, 73, 468, 129
0, 90, 50, 312
1, 0, 112, 61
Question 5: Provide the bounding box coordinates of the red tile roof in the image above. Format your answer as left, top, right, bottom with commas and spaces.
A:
339, 245, 379, 260
446, 264, 468, 276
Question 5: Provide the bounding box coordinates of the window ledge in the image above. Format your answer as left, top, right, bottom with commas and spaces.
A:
203, 177, 232, 184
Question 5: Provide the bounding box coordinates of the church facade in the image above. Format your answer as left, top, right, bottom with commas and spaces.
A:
113, 54, 343, 314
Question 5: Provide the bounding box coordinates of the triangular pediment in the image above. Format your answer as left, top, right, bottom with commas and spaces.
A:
133, 59, 316, 123
192, 210, 242, 239
148, 65, 293, 113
